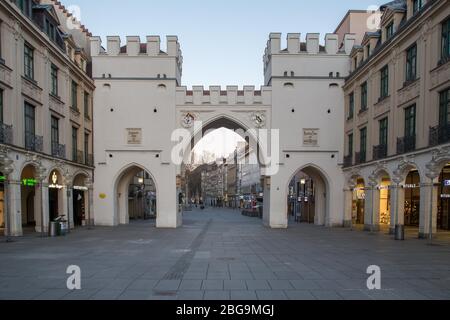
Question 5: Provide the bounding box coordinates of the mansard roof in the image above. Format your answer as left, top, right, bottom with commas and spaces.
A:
33, 3, 61, 25
380, 0, 407, 12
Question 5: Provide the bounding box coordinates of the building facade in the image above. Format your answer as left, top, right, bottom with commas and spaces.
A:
342, 0, 450, 238
0, 0, 94, 236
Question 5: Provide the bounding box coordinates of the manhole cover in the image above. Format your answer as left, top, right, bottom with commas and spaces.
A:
153, 291, 177, 297
218, 257, 236, 261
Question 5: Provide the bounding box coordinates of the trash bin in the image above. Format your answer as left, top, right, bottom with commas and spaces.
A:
59, 221, 68, 236
395, 224, 405, 241
49, 221, 60, 237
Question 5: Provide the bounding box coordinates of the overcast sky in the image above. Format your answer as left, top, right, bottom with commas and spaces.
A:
69, 0, 385, 87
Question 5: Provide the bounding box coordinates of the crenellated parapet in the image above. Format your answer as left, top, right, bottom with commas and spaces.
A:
176, 86, 272, 106
90, 35, 183, 82
263, 32, 356, 68
90, 35, 181, 57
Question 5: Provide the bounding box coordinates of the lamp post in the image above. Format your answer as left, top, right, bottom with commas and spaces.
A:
1, 155, 14, 243
85, 178, 94, 230
426, 173, 438, 245
36, 166, 48, 238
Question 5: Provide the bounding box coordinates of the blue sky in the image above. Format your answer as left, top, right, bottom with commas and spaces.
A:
71, 0, 385, 87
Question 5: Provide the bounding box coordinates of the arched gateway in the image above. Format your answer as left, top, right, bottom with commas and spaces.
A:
92, 33, 352, 228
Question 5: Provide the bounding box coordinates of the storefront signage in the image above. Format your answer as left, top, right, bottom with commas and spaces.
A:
441, 194, 450, 199
444, 180, 450, 187
402, 184, 419, 189
49, 172, 63, 189
22, 178, 37, 187
126, 128, 142, 145
303, 129, 319, 146
0, 176, 5, 182
99, 193, 107, 199
74, 186, 88, 191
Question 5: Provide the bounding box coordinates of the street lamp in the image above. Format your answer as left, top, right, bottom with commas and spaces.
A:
36, 166, 48, 238
0, 155, 14, 243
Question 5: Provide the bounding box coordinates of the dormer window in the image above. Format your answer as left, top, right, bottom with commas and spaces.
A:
386, 22, 394, 40
16, 0, 32, 18
45, 19, 56, 42
412, 0, 424, 15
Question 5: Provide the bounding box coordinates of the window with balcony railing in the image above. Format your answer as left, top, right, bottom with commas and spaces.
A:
72, 127, 78, 162
441, 18, 450, 64
344, 133, 354, 167
398, 105, 416, 154
374, 117, 388, 160
24, 102, 42, 152
430, 88, 450, 147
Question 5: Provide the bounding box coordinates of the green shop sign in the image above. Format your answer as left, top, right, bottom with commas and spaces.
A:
22, 178, 38, 187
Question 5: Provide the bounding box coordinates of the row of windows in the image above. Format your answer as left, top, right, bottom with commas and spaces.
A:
348, 43, 418, 119
24, 43, 91, 117
25, 102, 90, 159
358, 11, 448, 74
347, 88, 450, 161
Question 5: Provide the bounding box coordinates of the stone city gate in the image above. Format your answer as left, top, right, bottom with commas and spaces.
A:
91, 33, 352, 229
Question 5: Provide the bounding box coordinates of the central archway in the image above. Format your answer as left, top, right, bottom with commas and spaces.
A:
180, 115, 267, 223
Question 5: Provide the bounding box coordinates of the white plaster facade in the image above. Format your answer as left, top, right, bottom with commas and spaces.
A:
92, 32, 355, 229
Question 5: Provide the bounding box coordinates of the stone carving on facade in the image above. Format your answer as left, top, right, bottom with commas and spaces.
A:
426, 146, 450, 179
393, 156, 416, 182
371, 162, 389, 183
250, 111, 266, 128
13, 21, 22, 41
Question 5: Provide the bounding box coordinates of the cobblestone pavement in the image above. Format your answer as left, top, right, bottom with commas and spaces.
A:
0, 207, 450, 300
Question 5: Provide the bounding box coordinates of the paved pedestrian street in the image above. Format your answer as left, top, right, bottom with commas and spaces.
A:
1, 208, 450, 300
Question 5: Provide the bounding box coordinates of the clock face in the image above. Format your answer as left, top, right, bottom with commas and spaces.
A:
181, 113, 196, 128
251, 112, 266, 128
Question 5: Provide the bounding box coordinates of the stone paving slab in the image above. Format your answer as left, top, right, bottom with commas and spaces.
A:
1, 207, 450, 300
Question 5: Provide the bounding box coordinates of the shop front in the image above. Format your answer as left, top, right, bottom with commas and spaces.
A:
438, 164, 450, 231
353, 178, 365, 225
404, 170, 420, 227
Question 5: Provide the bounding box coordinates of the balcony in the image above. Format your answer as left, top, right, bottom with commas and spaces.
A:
373, 144, 388, 161
355, 152, 366, 165
25, 133, 43, 152
429, 124, 450, 147
397, 135, 416, 155
51, 142, 66, 159
73, 150, 84, 164
0, 123, 13, 145
86, 154, 94, 167
343, 155, 353, 168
